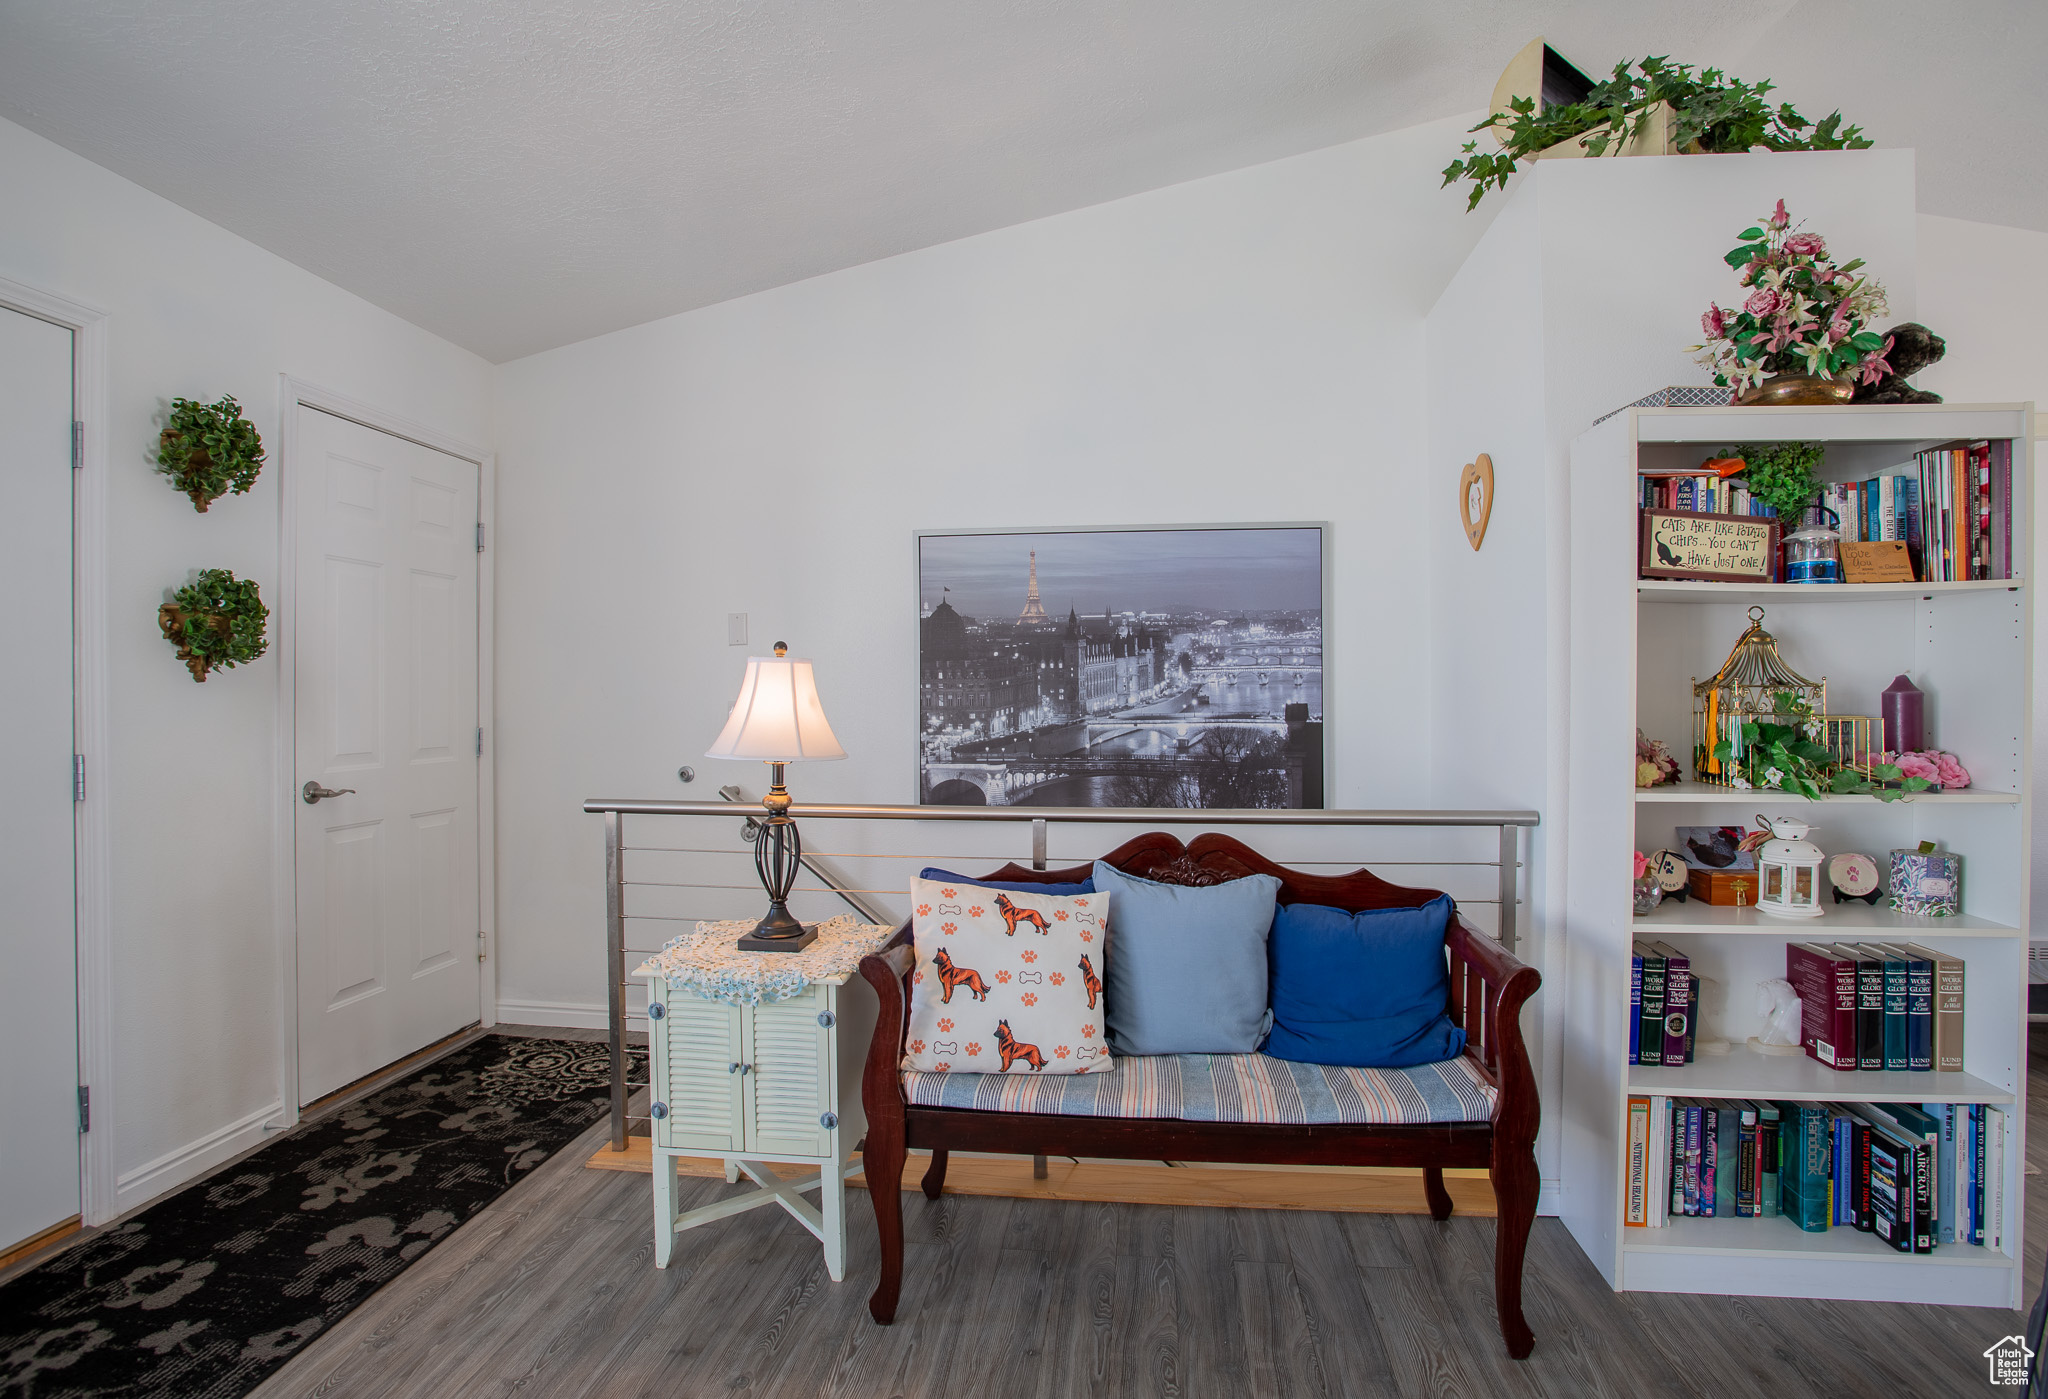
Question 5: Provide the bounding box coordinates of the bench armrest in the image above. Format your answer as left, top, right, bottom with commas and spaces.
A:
1447, 913, 1541, 1148
857, 927, 915, 1134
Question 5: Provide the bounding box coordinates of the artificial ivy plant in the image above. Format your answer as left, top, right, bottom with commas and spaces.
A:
1710, 692, 1931, 802
157, 395, 265, 511
1443, 56, 1872, 211
159, 568, 269, 681
1729, 440, 1826, 522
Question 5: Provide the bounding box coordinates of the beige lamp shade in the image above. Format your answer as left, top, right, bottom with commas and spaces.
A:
705, 653, 848, 762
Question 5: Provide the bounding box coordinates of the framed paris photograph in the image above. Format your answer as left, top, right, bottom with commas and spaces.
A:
915, 524, 1326, 808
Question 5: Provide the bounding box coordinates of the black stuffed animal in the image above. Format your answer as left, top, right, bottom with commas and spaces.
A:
1851, 322, 1945, 404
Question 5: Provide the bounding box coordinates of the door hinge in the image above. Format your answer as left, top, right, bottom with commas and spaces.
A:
477, 930, 487, 963
475, 522, 485, 553
78, 1085, 90, 1133
73, 754, 86, 802
72, 421, 84, 469
476, 726, 483, 756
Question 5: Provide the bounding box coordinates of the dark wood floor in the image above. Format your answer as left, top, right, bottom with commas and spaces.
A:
242, 1027, 2048, 1399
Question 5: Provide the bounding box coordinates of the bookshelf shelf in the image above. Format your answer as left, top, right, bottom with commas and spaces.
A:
1626, 1045, 2015, 1104
1563, 401, 2033, 1309
1638, 579, 2022, 605
1631, 901, 2019, 938
1624, 1216, 2013, 1268
1633, 781, 2020, 805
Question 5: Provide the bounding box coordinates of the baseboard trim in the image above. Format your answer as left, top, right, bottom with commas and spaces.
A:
495, 998, 646, 1033
115, 1099, 282, 1213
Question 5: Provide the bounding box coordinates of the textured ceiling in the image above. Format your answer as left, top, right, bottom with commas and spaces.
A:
0, 0, 2038, 362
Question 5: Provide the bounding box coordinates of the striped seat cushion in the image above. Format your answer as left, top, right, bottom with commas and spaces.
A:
899, 1051, 1495, 1125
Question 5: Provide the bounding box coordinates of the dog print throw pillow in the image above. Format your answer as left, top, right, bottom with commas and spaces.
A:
903, 876, 1111, 1076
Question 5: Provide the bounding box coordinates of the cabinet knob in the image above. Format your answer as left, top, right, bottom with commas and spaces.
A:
729, 1062, 740, 1074
820, 1112, 839, 1130
648, 1002, 665, 1020
816, 1010, 836, 1028
650, 1102, 668, 1120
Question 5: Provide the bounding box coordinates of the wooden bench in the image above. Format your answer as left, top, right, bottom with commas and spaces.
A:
856, 831, 1544, 1358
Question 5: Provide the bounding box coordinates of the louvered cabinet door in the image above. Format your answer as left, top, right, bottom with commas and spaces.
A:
742, 987, 834, 1158
655, 989, 745, 1153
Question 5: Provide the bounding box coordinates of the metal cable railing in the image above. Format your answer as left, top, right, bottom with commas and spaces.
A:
583, 795, 1538, 1151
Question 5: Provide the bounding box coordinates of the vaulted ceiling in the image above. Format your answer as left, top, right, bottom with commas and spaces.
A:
1, 0, 2037, 361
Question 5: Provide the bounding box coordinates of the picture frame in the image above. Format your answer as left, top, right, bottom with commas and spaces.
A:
1638, 509, 1782, 583
914, 523, 1328, 809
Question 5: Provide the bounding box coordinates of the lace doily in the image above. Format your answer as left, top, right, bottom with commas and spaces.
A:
634, 914, 898, 1007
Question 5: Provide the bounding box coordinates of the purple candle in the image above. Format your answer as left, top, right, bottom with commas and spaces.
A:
1881, 674, 1925, 754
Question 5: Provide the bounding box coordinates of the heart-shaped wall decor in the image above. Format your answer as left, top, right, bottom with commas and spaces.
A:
1459, 453, 1494, 551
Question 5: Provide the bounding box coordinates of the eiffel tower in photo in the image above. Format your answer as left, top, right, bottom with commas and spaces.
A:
1017, 550, 1051, 624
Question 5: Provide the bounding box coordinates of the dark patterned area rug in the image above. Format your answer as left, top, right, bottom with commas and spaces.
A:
0, 1035, 646, 1399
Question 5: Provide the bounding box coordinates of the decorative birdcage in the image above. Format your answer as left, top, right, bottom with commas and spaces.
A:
1691, 607, 1828, 787
1821, 715, 1877, 776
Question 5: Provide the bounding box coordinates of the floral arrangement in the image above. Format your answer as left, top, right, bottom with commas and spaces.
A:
1691, 200, 1892, 395
1632, 851, 1662, 912
1635, 729, 1680, 788
1886, 749, 1970, 790
1710, 692, 1930, 802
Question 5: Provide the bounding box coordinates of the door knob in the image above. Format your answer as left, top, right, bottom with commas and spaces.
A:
302, 781, 357, 804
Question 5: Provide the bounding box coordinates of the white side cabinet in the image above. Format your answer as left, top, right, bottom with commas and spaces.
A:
640, 972, 877, 1280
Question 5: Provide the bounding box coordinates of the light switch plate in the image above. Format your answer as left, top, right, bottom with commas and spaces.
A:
727, 613, 748, 646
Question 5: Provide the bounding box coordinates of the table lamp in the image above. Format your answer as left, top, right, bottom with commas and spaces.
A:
706, 643, 847, 951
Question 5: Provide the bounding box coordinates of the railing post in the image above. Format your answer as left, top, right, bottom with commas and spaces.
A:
1031, 818, 1047, 871
1497, 823, 1518, 955
606, 809, 628, 1151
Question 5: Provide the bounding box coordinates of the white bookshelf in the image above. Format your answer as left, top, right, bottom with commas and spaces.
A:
1561, 403, 2034, 1310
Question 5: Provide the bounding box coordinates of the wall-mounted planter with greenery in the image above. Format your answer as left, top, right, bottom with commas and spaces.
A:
159, 569, 269, 681
158, 395, 265, 511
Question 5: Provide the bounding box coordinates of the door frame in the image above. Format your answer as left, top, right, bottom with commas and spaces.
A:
0, 273, 114, 1226
273, 376, 496, 1121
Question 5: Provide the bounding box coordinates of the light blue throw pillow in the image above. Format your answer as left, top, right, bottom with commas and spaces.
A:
1091, 860, 1281, 1056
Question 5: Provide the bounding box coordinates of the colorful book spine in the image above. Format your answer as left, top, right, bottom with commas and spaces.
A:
1883, 943, 1934, 1072
1735, 1105, 1759, 1216
1987, 1107, 2005, 1251
1714, 1108, 1737, 1218
1867, 1130, 1912, 1252
1628, 948, 1643, 1066
1699, 1103, 1719, 1216
1777, 1102, 1831, 1232
1625, 1095, 1650, 1226
1638, 944, 1666, 1070
1852, 1116, 1873, 1232
1968, 1103, 1984, 1244
1846, 945, 1885, 1071
1656, 941, 1691, 1067
1867, 944, 1909, 1071
1932, 1103, 1957, 1245
1757, 1102, 1781, 1218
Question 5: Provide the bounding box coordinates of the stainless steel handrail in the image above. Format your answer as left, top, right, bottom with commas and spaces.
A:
587, 798, 1537, 1151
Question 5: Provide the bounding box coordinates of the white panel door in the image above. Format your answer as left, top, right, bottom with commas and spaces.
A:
295, 407, 480, 1103
744, 992, 832, 1158
0, 305, 79, 1249
656, 991, 744, 1153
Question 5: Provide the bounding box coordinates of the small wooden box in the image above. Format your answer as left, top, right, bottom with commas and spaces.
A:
1687, 868, 1760, 906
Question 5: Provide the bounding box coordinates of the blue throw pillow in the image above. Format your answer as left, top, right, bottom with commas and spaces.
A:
1090, 860, 1280, 1056
1263, 896, 1466, 1068
919, 866, 1094, 897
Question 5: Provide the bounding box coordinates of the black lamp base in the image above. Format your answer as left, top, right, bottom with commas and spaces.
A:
736, 901, 817, 953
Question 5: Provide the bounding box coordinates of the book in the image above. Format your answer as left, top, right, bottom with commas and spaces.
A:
1670, 1100, 1688, 1218
1699, 1102, 1719, 1216
1629, 948, 1643, 1066
1786, 942, 1858, 1071
1625, 1095, 1650, 1226
1777, 1101, 1831, 1232
1734, 1103, 1759, 1216
1756, 1102, 1781, 1218
1866, 1126, 1913, 1252
1987, 1107, 2005, 1251
1929, 1102, 1957, 1245
1837, 943, 1886, 1071
1875, 1103, 1940, 1251
1829, 1106, 1855, 1226
1714, 1107, 1738, 1217
1652, 941, 1691, 1067
1900, 942, 1965, 1072
1650, 1095, 1669, 1227
1636, 942, 1666, 1070
1968, 1103, 1984, 1244
1877, 943, 1935, 1071
1851, 1114, 1873, 1232
1845, 943, 1909, 1071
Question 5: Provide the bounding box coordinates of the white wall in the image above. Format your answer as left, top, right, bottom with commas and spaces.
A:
0, 115, 492, 1213
1916, 213, 2048, 938
489, 116, 1496, 1023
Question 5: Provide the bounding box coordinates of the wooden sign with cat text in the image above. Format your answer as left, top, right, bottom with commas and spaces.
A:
1638, 510, 1781, 584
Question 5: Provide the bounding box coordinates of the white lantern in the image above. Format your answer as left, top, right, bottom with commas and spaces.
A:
1755, 813, 1825, 919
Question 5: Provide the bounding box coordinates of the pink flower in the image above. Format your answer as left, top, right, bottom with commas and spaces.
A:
1855, 336, 1895, 387
1633, 851, 1650, 881
1701, 305, 1726, 339
1895, 751, 1939, 782
1767, 199, 1790, 230
1934, 753, 1970, 788
1744, 288, 1782, 317
1783, 232, 1826, 258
